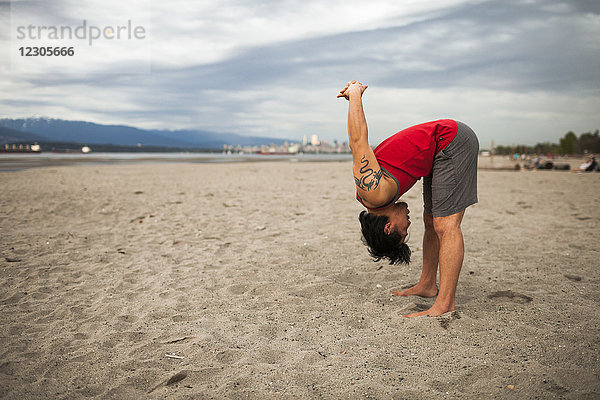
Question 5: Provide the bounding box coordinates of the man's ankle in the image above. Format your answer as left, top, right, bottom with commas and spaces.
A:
433, 302, 454, 312
417, 279, 437, 290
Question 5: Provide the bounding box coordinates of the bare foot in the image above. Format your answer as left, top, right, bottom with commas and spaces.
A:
403, 305, 453, 318
391, 284, 438, 298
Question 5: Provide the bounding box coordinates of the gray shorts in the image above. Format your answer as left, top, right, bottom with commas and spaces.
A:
423, 121, 479, 217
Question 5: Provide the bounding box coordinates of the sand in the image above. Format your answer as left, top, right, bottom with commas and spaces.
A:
1, 160, 599, 399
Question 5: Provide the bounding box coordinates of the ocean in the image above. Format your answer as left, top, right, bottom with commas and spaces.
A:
0, 152, 352, 172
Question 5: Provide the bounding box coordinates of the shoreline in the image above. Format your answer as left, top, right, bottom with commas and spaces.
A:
0, 152, 353, 172
1, 152, 593, 173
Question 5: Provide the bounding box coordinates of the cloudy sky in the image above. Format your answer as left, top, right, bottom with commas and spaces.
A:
1, 0, 599, 146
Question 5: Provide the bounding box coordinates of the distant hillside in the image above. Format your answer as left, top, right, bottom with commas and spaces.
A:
0, 126, 49, 144
0, 118, 292, 149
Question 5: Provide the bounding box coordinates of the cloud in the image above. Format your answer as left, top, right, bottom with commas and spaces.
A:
177, 0, 599, 93
0, 0, 598, 145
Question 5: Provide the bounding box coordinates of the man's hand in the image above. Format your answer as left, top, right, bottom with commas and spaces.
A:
337, 80, 368, 100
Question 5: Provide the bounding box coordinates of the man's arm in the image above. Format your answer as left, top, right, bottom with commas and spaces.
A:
338, 81, 389, 207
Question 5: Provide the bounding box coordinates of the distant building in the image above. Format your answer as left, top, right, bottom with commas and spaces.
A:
311, 134, 320, 146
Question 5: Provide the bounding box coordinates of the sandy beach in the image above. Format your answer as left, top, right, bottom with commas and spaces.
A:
1, 160, 599, 399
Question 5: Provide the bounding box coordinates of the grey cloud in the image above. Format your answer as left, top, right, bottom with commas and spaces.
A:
14, 0, 600, 95
2, 0, 598, 141
569, 0, 600, 13
11, 0, 80, 26
149, 0, 599, 94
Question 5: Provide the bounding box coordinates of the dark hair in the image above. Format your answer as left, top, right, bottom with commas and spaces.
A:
358, 211, 411, 265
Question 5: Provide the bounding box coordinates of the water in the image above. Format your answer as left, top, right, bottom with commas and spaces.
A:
0, 152, 352, 172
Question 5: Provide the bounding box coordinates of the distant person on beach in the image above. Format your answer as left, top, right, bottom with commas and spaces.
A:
337, 81, 479, 318
572, 156, 597, 172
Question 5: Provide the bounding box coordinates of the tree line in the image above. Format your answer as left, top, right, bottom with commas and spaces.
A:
494, 130, 600, 156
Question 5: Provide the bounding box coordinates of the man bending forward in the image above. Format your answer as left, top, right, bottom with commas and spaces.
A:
338, 81, 479, 318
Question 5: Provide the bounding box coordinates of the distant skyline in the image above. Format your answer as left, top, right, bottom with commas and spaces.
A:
1, 0, 599, 147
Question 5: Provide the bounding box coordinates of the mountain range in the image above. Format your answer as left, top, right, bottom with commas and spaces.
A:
0, 118, 292, 149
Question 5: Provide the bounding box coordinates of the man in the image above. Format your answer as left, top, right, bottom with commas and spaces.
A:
337, 81, 479, 318
572, 156, 597, 172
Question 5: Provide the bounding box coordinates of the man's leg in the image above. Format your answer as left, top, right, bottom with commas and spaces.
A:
392, 212, 439, 297
403, 210, 465, 317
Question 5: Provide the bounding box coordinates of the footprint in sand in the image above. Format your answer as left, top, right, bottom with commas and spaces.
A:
148, 370, 188, 393
438, 311, 461, 329
487, 290, 532, 303
564, 274, 582, 282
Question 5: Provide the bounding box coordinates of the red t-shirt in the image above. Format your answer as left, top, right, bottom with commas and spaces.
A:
357, 119, 458, 210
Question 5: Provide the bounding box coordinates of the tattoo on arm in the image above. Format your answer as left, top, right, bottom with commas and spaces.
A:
354, 155, 383, 191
